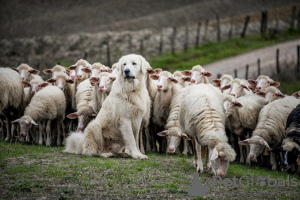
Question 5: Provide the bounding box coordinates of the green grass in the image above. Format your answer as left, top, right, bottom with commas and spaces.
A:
1, 141, 300, 199
149, 28, 300, 71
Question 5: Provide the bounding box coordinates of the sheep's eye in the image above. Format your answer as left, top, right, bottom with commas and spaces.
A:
132, 62, 136, 65
177, 135, 181, 139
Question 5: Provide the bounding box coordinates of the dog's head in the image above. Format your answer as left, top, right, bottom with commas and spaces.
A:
117, 54, 150, 81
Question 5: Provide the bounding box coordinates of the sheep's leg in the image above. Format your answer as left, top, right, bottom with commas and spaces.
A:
238, 136, 245, 163
207, 148, 212, 169
46, 120, 51, 146
270, 152, 277, 171
57, 121, 61, 146
145, 127, 151, 153
4, 116, 11, 142
195, 142, 204, 173
192, 138, 198, 167
139, 127, 145, 154
182, 140, 188, 155
38, 121, 43, 145
120, 119, 147, 159
62, 122, 66, 145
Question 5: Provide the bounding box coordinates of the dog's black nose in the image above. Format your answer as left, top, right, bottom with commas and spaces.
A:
124, 68, 130, 75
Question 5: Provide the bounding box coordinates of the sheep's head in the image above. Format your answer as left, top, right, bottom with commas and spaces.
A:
222, 78, 251, 98
157, 127, 190, 154
13, 64, 40, 81
11, 116, 37, 141
256, 86, 284, 105
223, 95, 243, 117
181, 65, 212, 84
212, 74, 233, 91
248, 75, 280, 92
150, 71, 178, 91
47, 72, 73, 91
239, 135, 271, 162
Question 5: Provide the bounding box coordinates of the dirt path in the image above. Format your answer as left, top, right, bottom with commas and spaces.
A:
204, 38, 300, 79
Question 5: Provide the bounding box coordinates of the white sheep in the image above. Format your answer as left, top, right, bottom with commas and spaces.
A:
13, 63, 40, 81
255, 86, 285, 105
43, 64, 68, 79
0, 68, 25, 141
221, 78, 253, 98
179, 84, 236, 177
12, 86, 66, 146
212, 74, 233, 94
223, 94, 264, 163
239, 96, 300, 170
68, 59, 91, 82
173, 70, 190, 88
248, 75, 280, 92
181, 65, 212, 84
67, 79, 95, 132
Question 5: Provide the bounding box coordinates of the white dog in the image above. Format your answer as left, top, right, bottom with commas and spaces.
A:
63, 54, 151, 159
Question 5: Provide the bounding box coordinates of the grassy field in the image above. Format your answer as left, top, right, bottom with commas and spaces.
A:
0, 141, 300, 199
149, 28, 300, 71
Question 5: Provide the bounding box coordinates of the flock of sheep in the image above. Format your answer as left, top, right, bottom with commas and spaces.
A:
0, 54, 300, 178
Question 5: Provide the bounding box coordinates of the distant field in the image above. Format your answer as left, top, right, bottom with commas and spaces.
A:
0, 0, 298, 39
0, 141, 300, 199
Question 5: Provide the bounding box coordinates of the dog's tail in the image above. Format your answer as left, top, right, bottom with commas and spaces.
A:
63, 132, 84, 154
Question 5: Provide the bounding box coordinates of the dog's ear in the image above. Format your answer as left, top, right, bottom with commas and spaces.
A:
139, 55, 150, 74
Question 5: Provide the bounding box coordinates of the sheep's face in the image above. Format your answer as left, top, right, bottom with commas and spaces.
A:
256, 78, 270, 92
223, 100, 242, 117
210, 150, 229, 178
76, 64, 90, 80
91, 67, 101, 78
150, 72, 178, 91
239, 136, 271, 162
264, 91, 284, 105
99, 75, 115, 92
11, 116, 37, 141
67, 112, 96, 132
230, 82, 243, 97
157, 128, 191, 154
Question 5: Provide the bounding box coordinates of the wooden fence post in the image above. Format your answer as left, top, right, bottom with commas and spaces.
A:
298, 10, 300, 28
203, 19, 209, 42
228, 16, 233, 39
257, 58, 261, 76
217, 73, 221, 79
290, 6, 297, 28
297, 45, 300, 72
241, 16, 250, 38
245, 64, 249, 79
216, 14, 220, 42
140, 39, 144, 56
276, 48, 280, 74
159, 31, 163, 55
83, 52, 88, 60
234, 69, 237, 78
184, 20, 189, 52
105, 41, 111, 67
171, 26, 177, 55
195, 22, 201, 48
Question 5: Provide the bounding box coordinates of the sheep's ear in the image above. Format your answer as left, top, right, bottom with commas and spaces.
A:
81, 67, 91, 73
212, 79, 221, 87
181, 77, 191, 82
239, 139, 250, 145
29, 69, 40, 75
11, 118, 21, 124
69, 65, 77, 70
181, 70, 192, 76
39, 82, 49, 87
292, 91, 300, 98
248, 79, 257, 86
276, 93, 285, 98
256, 92, 266, 98
67, 112, 78, 119
47, 78, 56, 83
221, 84, 231, 91
43, 69, 53, 74
147, 68, 155, 75
150, 74, 159, 80
203, 71, 212, 77
154, 68, 162, 74
261, 140, 271, 151
66, 79, 74, 84
22, 81, 31, 87
89, 77, 99, 84
12, 68, 19, 72
241, 84, 250, 91
157, 130, 168, 137
234, 101, 243, 108
168, 77, 178, 83
90, 113, 97, 118
31, 119, 38, 125
271, 81, 280, 87
181, 133, 191, 140
210, 147, 219, 161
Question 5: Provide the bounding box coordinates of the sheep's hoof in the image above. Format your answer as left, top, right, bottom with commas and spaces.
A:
38, 140, 43, 145
182, 151, 188, 156
239, 158, 245, 163
4, 137, 10, 142
46, 140, 51, 147
131, 153, 148, 159
197, 167, 204, 174
271, 166, 277, 171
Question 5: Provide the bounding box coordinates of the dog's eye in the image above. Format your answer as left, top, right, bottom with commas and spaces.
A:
123, 63, 126, 66
132, 62, 136, 65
